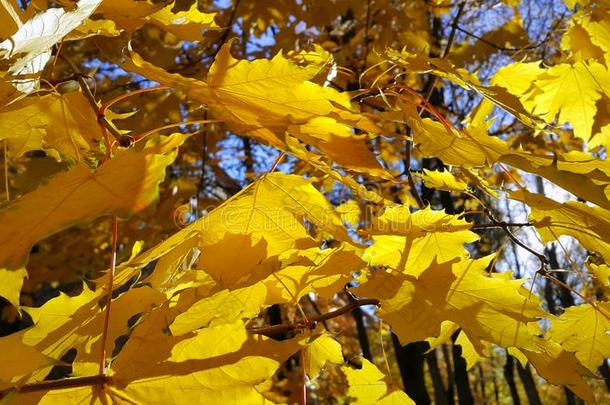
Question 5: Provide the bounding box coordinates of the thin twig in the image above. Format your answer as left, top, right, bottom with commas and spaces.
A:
248, 298, 379, 337
13, 375, 112, 394
76, 75, 132, 147
132, 119, 221, 143
471, 222, 533, 230
483, 208, 547, 267
299, 350, 307, 405
455, 11, 566, 54
98, 217, 119, 375
98, 85, 170, 117
3, 140, 9, 201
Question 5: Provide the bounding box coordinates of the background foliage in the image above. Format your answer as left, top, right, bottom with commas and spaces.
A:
0, 0, 610, 403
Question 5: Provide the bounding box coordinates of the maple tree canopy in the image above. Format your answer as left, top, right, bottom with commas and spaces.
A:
0, 0, 609, 404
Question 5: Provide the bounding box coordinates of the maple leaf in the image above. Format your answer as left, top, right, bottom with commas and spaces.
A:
97, 0, 219, 40
364, 205, 478, 278
415, 169, 468, 193
507, 61, 610, 142
302, 334, 344, 379
512, 189, 610, 263
0, 134, 184, 270
550, 302, 610, 373
123, 45, 390, 178
414, 117, 610, 211
521, 340, 596, 403
171, 244, 363, 335
98, 171, 351, 293
0, 90, 104, 160
0, 0, 101, 92
110, 306, 304, 404
357, 256, 544, 350
342, 357, 414, 404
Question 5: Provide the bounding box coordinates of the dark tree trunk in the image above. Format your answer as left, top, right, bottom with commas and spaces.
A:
516, 363, 541, 405
503, 354, 521, 405
427, 349, 450, 405
599, 361, 610, 392
452, 339, 474, 404
442, 344, 456, 405
477, 365, 487, 405
392, 334, 431, 405
352, 307, 373, 361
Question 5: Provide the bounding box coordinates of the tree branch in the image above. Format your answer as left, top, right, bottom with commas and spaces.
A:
483, 208, 547, 267
10, 375, 112, 394
247, 298, 380, 337
472, 222, 533, 230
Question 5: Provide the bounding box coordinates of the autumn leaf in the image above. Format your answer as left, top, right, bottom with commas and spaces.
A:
0, 90, 104, 160
342, 357, 414, 404
0, 0, 101, 92
1, 1, 610, 403
0, 134, 184, 270
123, 44, 390, 178
357, 256, 544, 350
550, 302, 610, 373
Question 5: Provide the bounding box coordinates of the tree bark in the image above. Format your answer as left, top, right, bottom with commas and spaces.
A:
442, 344, 456, 405
599, 361, 610, 392
503, 354, 521, 405
452, 339, 474, 404
427, 349, 450, 405
352, 306, 373, 361
477, 364, 487, 405
392, 335, 431, 405
516, 363, 541, 405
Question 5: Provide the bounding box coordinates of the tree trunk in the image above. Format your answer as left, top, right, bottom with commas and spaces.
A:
442, 344, 456, 405
452, 339, 474, 404
503, 354, 521, 405
352, 307, 373, 361
599, 361, 610, 392
477, 364, 487, 405
392, 334, 431, 404
427, 349, 450, 405
516, 363, 541, 405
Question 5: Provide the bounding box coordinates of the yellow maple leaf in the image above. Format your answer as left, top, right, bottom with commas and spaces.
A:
302, 333, 344, 379
550, 302, 610, 373
512, 189, 610, 263
98, 0, 218, 40
364, 205, 478, 278
0, 90, 104, 160
357, 256, 544, 350
342, 357, 414, 404
0, 0, 102, 92
528, 61, 610, 142
414, 117, 610, 211
522, 339, 595, 403
415, 168, 468, 193
0, 134, 184, 270
170, 244, 363, 335
122, 45, 390, 178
